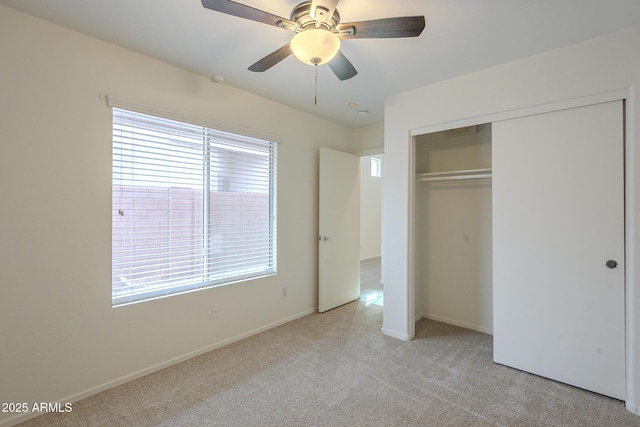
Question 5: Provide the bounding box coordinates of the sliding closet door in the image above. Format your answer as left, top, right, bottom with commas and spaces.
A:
492, 101, 625, 400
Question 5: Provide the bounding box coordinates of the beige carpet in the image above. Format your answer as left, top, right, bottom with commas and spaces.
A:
16, 263, 640, 426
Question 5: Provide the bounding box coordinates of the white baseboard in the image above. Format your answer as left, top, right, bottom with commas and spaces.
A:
381, 327, 413, 341
626, 401, 639, 415
417, 312, 493, 335
0, 308, 317, 427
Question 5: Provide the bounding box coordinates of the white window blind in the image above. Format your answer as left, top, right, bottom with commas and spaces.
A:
112, 108, 277, 306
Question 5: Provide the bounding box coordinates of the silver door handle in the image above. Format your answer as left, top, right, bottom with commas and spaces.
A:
319, 235, 330, 241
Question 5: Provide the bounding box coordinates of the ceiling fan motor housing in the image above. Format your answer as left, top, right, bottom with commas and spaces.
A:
310, 0, 339, 26
291, 1, 341, 30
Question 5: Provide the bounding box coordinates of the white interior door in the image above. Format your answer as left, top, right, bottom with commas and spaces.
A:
492, 100, 625, 400
319, 147, 360, 312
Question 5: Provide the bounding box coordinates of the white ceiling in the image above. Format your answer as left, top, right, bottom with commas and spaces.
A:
3, 0, 640, 127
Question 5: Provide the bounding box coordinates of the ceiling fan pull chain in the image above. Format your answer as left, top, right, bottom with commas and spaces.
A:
314, 63, 318, 105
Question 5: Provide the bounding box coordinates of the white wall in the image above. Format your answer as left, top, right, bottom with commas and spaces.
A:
351, 121, 384, 154
360, 155, 383, 260
383, 24, 640, 414
0, 6, 353, 425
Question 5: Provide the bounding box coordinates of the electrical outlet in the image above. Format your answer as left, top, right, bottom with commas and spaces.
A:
210, 304, 219, 319
282, 288, 287, 299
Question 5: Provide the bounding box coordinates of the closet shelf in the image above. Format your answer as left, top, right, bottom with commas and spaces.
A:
416, 168, 492, 182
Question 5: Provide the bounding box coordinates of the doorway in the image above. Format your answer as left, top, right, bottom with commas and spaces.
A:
360, 154, 383, 306
318, 149, 384, 312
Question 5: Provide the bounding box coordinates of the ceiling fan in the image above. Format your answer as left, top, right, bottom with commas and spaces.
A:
201, 0, 426, 81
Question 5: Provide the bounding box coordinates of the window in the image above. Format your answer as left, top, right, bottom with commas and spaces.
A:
371, 157, 382, 177
112, 108, 277, 306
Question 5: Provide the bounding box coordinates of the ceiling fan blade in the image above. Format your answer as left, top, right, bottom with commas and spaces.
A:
248, 44, 293, 72
201, 0, 296, 29
338, 16, 425, 39
328, 50, 358, 81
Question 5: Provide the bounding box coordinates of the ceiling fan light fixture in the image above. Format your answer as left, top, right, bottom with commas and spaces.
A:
290, 28, 340, 65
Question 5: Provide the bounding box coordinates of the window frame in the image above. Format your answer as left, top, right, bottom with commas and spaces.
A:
370, 156, 382, 178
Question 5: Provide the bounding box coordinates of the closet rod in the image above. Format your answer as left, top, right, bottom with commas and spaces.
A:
416, 168, 492, 182
417, 174, 491, 182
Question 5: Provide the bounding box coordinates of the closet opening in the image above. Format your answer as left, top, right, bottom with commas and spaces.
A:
413, 123, 493, 334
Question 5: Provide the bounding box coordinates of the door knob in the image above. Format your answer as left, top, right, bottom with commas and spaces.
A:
605, 260, 618, 269
319, 235, 330, 241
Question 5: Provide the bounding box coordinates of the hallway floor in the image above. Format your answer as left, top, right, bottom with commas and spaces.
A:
360, 257, 383, 306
